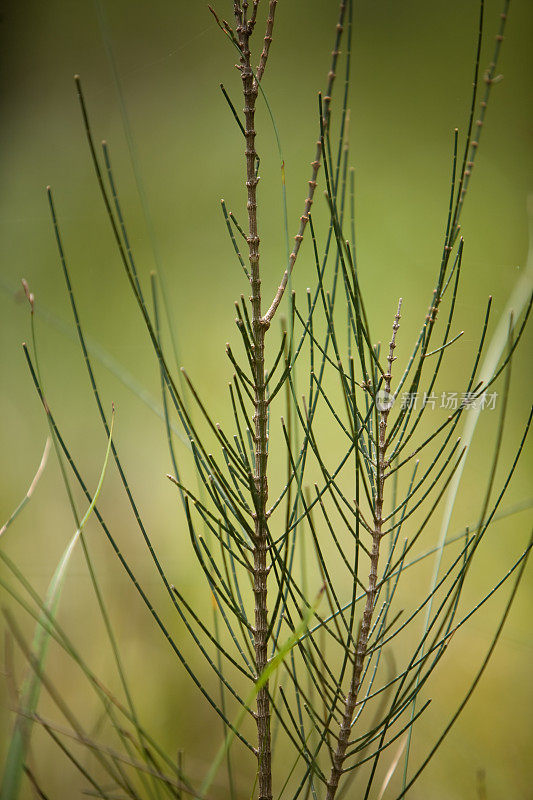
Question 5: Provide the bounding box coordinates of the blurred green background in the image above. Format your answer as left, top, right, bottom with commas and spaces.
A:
1, 0, 532, 797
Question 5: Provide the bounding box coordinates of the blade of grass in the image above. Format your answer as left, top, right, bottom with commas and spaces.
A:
0, 438, 50, 538
0, 409, 115, 800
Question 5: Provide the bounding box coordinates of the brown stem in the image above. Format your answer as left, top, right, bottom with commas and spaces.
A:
235, 5, 272, 798
326, 300, 402, 800
255, 0, 278, 83
232, 4, 349, 796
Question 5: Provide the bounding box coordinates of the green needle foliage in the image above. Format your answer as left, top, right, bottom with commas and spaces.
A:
1, 1, 531, 799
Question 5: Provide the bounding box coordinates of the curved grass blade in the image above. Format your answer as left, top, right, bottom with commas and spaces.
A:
0, 438, 50, 539
0, 409, 115, 800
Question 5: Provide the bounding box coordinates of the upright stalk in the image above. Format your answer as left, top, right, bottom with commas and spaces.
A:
232, 3, 345, 795
234, 5, 274, 798
326, 301, 402, 800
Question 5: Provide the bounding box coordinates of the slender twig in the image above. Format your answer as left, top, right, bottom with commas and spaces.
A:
262, 2, 348, 324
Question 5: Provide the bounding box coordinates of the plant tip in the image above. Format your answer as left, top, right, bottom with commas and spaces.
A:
21, 279, 35, 310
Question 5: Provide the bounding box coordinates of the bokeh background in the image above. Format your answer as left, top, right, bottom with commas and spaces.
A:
1, 0, 532, 797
